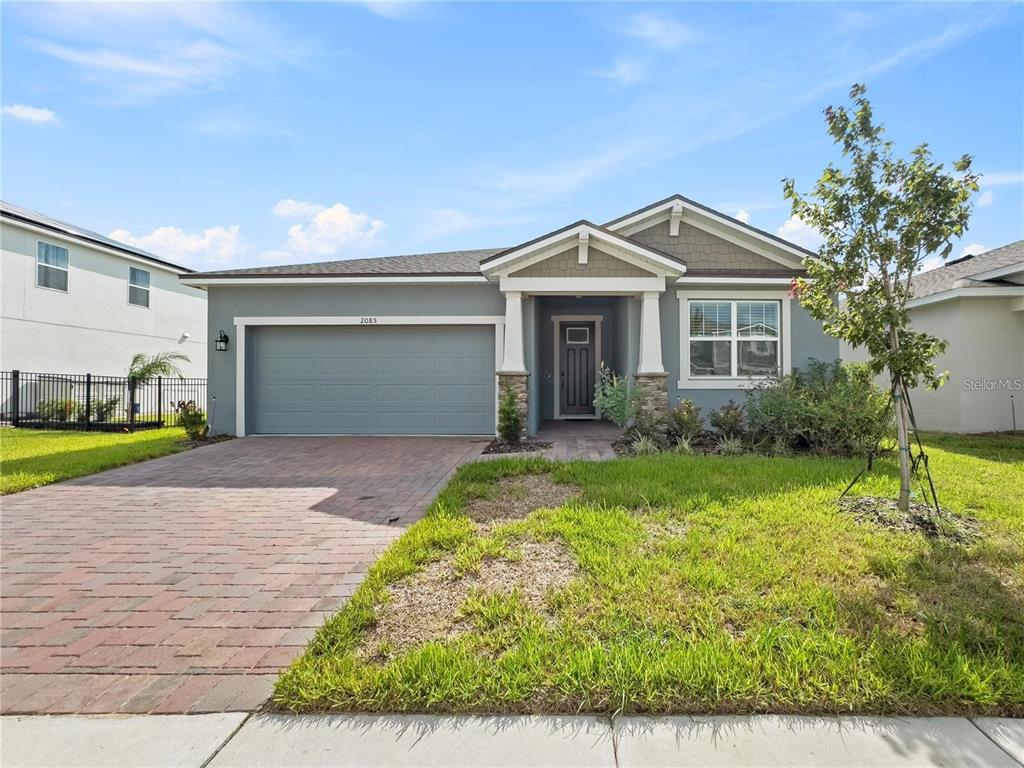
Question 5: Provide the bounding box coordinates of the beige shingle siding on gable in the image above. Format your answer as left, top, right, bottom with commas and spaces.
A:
508, 247, 656, 278
630, 219, 782, 271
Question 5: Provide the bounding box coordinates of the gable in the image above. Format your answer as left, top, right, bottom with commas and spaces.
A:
509, 246, 657, 279
629, 219, 790, 272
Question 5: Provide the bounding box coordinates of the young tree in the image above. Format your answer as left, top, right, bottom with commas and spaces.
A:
126, 351, 190, 431
783, 84, 978, 512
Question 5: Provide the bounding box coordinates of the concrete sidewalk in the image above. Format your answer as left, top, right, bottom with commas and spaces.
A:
1, 713, 1021, 767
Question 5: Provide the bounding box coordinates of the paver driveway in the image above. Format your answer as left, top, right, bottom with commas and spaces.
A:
1, 436, 485, 714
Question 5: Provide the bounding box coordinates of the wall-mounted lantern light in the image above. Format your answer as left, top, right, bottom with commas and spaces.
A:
214, 330, 229, 352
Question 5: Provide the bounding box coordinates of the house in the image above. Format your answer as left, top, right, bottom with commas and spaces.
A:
902, 241, 1024, 433
1, 202, 208, 377
182, 194, 839, 437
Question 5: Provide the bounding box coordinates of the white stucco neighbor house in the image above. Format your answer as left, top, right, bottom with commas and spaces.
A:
895, 241, 1024, 434
183, 194, 839, 438
1, 202, 207, 377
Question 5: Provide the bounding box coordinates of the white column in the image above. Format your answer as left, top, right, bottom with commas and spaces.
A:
499, 291, 526, 372
637, 291, 664, 374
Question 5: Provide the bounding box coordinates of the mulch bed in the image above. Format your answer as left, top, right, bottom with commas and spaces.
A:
839, 495, 981, 544
483, 440, 552, 454
177, 434, 235, 450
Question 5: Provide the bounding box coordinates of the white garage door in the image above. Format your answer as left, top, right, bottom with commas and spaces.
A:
249, 325, 496, 435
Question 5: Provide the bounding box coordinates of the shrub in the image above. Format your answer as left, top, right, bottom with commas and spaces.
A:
709, 400, 744, 438
718, 436, 745, 456
37, 398, 78, 422
497, 386, 523, 445
88, 396, 120, 423
744, 359, 892, 456
672, 436, 695, 455
630, 433, 661, 456
665, 399, 703, 440
593, 365, 639, 428
176, 401, 209, 441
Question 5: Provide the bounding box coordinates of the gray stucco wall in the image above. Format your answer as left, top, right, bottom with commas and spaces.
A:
206, 283, 505, 435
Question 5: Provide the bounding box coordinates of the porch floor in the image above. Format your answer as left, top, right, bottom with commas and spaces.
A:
535, 420, 620, 462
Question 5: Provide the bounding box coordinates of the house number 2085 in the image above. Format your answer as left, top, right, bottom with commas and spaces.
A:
359, 317, 378, 325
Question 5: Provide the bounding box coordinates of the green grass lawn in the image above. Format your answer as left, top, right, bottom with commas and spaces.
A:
275, 433, 1024, 716
0, 427, 188, 494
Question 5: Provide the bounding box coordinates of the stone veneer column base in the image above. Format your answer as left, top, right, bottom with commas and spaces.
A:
497, 372, 529, 440
633, 372, 669, 423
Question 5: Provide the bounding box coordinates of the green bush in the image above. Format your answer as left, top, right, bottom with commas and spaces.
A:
497, 386, 523, 445
744, 359, 892, 456
176, 401, 209, 441
709, 400, 744, 438
592, 365, 638, 428
665, 399, 703, 440
718, 435, 745, 456
86, 396, 120, 423
37, 398, 78, 422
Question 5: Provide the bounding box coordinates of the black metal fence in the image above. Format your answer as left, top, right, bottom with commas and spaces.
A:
0, 370, 206, 432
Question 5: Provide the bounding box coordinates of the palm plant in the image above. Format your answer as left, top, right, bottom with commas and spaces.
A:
126, 352, 189, 431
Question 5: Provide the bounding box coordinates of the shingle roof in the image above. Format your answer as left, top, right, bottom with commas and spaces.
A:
0, 201, 194, 274
191, 248, 505, 277
911, 240, 1024, 298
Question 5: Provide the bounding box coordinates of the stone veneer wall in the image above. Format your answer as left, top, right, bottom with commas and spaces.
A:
630, 220, 781, 271
633, 373, 669, 422
497, 372, 529, 441
509, 247, 655, 278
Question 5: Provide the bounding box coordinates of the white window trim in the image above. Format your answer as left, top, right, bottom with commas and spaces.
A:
35, 240, 70, 293
677, 289, 791, 390
128, 267, 151, 309
551, 315, 602, 420
231, 315, 505, 437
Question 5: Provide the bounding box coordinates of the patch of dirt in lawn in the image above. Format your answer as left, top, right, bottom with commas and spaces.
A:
464, 473, 581, 524
840, 496, 981, 544
358, 537, 579, 659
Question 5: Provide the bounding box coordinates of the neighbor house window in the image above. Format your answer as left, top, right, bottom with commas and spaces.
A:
128, 267, 150, 307
688, 299, 780, 378
37, 242, 69, 292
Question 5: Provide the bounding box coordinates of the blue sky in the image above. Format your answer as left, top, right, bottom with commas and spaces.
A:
2, 1, 1021, 272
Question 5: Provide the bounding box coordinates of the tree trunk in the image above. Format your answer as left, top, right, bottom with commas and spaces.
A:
890, 370, 912, 513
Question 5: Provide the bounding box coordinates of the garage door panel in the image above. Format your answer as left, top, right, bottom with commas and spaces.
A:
250, 325, 495, 435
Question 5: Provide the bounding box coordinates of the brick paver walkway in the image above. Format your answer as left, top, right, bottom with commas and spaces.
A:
1, 436, 484, 714
536, 421, 620, 461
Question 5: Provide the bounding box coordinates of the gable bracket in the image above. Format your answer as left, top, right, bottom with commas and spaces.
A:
578, 231, 589, 265
669, 201, 683, 237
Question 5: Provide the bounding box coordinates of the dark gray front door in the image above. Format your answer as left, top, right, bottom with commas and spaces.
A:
559, 322, 596, 416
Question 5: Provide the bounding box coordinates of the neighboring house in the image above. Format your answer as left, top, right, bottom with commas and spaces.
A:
182, 194, 838, 437
901, 241, 1023, 433
1, 202, 207, 377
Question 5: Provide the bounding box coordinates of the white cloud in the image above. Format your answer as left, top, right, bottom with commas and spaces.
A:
622, 14, 696, 50
977, 190, 995, 207
776, 215, 823, 251
110, 225, 245, 271
269, 201, 385, 259
961, 242, 988, 257
979, 171, 1023, 187
358, 2, 422, 19
23, 3, 312, 102
595, 57, 648, 87
272, 199, 326, 219
734, 209, 751, 224
917, 254, 946, 273
2, 104, 57, 123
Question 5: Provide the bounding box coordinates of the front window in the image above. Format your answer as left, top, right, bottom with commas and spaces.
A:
128, 267, 150, 307
689, 299, 780, 378
37, 242, 69, 292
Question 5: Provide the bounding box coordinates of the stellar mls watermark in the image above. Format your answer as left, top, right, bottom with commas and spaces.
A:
961, 378, 1024, 391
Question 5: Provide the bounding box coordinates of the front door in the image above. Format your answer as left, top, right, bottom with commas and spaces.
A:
559, 322, 596, 417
